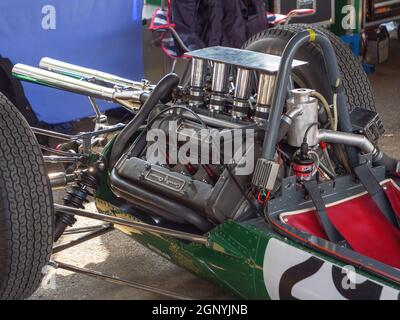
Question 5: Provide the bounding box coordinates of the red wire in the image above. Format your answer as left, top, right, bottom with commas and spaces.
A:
258, 190, 272, 206
265, 191, 271, 204
257, 191, 264, 204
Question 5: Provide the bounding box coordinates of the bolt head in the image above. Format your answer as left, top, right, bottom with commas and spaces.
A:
97, 162, 106, 171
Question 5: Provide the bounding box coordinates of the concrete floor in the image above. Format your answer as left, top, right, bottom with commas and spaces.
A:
371, 41, 400, 157
30, 41, 400, 300
31, 209, 232, 300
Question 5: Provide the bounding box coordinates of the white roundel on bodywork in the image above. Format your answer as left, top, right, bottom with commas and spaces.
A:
263, 238, 399, 300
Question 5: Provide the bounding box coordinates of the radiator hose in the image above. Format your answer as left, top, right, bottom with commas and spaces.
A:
110, 73, 180, 167
317, 130, 400, 174
373, 150, 400, 174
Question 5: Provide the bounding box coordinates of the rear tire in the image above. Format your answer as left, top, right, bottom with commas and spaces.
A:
243, 24, 375, 111
0, 93, 53, 299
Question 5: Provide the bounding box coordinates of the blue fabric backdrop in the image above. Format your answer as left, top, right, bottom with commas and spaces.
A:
0, 0, 144, 124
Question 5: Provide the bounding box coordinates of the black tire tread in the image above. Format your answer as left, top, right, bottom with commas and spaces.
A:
0, 93, 53, 300
243, 24, 375, 111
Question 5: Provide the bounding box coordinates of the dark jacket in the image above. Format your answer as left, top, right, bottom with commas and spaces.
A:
170, 0, 267, 50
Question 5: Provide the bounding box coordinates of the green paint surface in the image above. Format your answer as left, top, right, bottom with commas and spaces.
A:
93, 134, 400, 299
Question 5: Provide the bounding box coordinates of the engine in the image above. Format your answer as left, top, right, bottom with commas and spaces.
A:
110, 46, 386, 232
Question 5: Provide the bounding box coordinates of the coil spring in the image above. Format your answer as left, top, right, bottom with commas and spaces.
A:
63, 172, 98, 209
54, 171, 98, 241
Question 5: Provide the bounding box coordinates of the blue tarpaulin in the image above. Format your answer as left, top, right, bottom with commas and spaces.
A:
0, 0, 144, 124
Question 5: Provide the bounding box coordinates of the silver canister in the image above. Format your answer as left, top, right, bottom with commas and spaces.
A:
286, 88, 319, 147
189, 58, 207, 106
254, 73, 276, 124
209, 62, 228, 113
232, 68, 251, 119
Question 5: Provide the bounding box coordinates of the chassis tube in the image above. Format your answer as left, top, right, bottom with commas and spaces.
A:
50, 260, 195, 300
262, 29, 358, 167
54, 204, 210, 245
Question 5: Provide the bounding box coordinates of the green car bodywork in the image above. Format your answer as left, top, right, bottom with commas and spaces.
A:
93, 140, 400, 300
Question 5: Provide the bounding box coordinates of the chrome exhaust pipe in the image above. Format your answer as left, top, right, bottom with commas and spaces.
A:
12, 64, 145, 111
14, 63, 116, 100
39, 57, 152, 90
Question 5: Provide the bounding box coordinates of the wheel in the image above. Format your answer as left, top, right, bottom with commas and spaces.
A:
243, 24, 375, 111
0, 92, 53, 299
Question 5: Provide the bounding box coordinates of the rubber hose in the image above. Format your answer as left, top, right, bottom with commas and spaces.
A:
374, 151, 400, 174
310, 91, 335, 130
110, 73, 180, 167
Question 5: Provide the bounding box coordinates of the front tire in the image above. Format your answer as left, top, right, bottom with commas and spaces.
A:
0, 93, 54, 299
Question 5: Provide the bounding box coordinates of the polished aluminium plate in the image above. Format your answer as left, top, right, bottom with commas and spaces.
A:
185, 46, 308, 74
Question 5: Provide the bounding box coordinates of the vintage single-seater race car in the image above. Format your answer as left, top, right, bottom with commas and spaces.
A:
0, 24, 399, 300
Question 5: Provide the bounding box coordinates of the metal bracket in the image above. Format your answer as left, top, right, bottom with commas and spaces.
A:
32, 123, 125, 163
